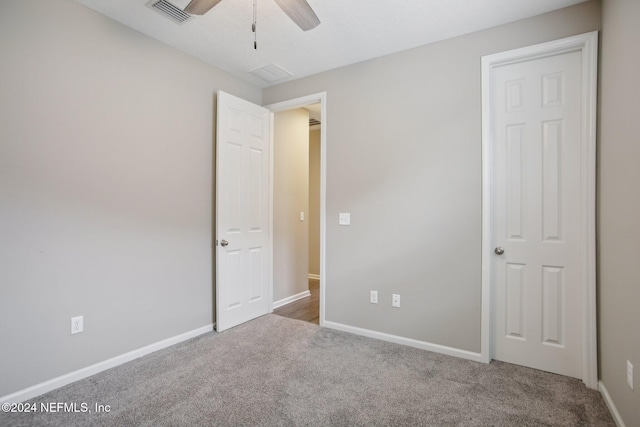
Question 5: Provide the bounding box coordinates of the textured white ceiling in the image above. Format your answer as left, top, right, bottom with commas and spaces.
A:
75, 0, 588, 88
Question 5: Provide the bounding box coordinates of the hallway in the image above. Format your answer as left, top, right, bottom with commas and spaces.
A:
273, 278, 319, 324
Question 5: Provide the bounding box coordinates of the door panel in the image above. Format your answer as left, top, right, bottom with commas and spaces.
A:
505, 263, 525, 340
492, 51, 582, 378
216, 91, 270, 332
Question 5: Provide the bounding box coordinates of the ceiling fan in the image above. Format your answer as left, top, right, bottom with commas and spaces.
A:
184, 0, 321, 31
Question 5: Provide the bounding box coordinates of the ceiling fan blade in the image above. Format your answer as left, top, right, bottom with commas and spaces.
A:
273, 0, 320, 31
184, 0, 223, 15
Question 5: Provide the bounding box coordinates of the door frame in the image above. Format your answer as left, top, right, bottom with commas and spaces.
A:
480, 32, 598, 388
265, 92, 327, 326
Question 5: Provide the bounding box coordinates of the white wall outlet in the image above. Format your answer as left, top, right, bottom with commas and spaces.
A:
392, 294, 401, 308
370, 290, 378, 304
339, 213, 350, 225
627, 360, 634, 390
299, 211, 305, 221
71, 315, 84, 334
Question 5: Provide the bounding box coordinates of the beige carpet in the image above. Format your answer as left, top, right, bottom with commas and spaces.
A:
0, 314, 614, 426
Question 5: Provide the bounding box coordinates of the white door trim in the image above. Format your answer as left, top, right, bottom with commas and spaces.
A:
480, 32, 598, 388
265, 92, 327, 326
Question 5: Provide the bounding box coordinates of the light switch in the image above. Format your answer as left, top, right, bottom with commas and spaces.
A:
339, 213, 351, 225
300, 212, 305, 221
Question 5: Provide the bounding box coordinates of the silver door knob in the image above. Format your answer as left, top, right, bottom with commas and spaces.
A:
495, 247, 504, 255
220, 240, 229, 247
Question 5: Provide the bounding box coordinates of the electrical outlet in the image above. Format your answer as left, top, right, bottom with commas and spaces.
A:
71, 316, 84, 335
370, 290, 378, 304
627, 360, 634, 390
392, 294, 401, 308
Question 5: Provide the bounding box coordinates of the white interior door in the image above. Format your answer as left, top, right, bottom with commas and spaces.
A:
491, 49, 584, 378
216, 91, 270, 332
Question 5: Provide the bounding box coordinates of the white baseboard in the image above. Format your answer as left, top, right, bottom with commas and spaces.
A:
308, 274, 320, 280
323, 320, 484, 363
0, 323, 214, 404
598, 381, 627, 427
273, 290, 311, 310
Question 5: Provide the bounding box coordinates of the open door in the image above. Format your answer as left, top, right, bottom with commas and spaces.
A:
216, 91, 271, 332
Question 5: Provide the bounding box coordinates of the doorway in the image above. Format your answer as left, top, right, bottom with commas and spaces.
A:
267, 94, 327, 326
480, 33, 597, 388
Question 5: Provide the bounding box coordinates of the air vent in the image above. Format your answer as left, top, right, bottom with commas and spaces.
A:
309, 118, 321, 127
147, 0, 192, 24
249, 64, 293, 83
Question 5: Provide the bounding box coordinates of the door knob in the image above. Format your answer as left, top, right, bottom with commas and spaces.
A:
220, 240, 229, 247
495, 247, 504, 255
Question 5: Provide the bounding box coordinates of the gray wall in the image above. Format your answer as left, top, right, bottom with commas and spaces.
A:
273, 109, 310, 302
309, 129, 321, 277
264, 1, 601, 352
598, 0, 640, 424
0, 0, 260, 396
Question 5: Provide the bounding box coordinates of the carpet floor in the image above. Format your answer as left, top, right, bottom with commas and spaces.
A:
1, 314, 614, 426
